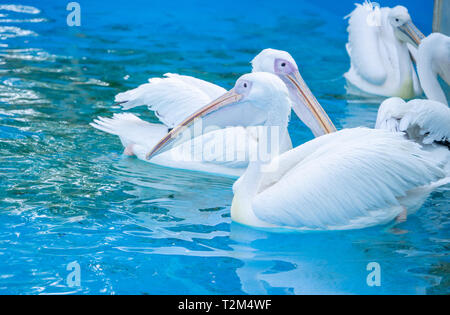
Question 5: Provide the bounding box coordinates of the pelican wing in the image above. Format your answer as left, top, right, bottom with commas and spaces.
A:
376, 99, 450, 144
114, 73, 227, 128
398, 100, 450, 144
252, 128, 444, 230
375, 97, 409, 132
346, 3, 387, 85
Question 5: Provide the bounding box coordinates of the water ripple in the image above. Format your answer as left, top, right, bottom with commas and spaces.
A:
0, 26, 37, 40
0, 4, 40, 15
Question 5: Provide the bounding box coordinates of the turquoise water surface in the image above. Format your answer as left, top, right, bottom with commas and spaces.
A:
0, 0, 448, 294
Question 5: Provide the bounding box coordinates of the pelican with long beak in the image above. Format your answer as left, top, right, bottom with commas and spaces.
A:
344, 2, 425, 99
91, 50, 336, 177
145, 72, 448, 230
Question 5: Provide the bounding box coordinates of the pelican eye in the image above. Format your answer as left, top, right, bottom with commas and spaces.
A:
395, 18, 399, 22
235, 80, 252, 95
281, 62, 286, 67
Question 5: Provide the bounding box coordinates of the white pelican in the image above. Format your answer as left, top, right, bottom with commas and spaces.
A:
344, 1, 424, 98
160, 72, 448, 230
113, 49, 335, 138
91, 50, 336, 177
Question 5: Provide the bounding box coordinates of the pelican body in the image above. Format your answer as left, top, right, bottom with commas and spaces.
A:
231, 127, 447, 230
344, 2, 424, 98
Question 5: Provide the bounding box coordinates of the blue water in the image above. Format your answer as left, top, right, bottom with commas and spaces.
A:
0, 0, 448, 295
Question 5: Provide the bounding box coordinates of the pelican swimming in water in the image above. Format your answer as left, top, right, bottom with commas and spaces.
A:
344, 1, 424, 99
91, 50, 336, 177
159, 72, 449, 230
375, 33, 450, 173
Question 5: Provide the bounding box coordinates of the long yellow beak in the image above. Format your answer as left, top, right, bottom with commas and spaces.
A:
146, 89, 243, 160
286, 71, 337, 135
399, 21, 425, 47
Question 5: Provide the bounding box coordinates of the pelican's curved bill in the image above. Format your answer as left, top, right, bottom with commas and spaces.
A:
287, 71, 337, 135
399, 21, 425, 47
146, 89, 243, 159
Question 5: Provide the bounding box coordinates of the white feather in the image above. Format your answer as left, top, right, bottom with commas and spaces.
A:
399, 100, 450, 144
90, 113, 168, 149
346, 2, 387, 85
344, 2, 421, 98
114, 73, 226, 128
376, 97, 450, 144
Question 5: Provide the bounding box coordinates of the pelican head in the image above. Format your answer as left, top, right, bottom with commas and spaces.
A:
251, 48, 336, 137
389, 6, 424, 47
231, 72, 291, 113
146, 72, 291, 159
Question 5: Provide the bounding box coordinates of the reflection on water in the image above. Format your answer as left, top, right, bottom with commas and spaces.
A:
0, 0, 448, 294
